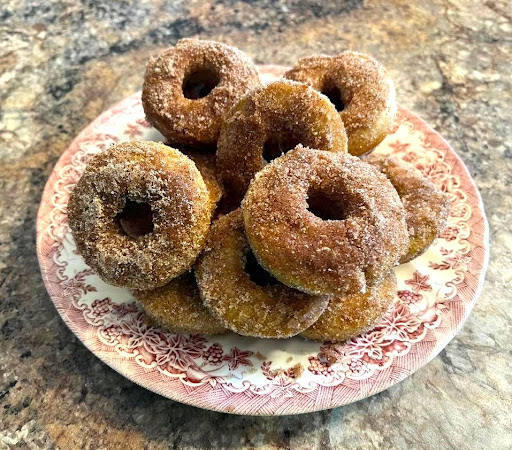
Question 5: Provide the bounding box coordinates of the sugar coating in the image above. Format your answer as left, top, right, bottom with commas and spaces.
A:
194, 210, 330, 338
366, 154, 451, 263
133, 271, 226, 335
217, 79, 348, 201
67, 141, 212, 290
242, 146, 409, 296
142, 39, 260, 148
179, 147, 224, 212
301, 271, 397, 342
284, 51, 396, 156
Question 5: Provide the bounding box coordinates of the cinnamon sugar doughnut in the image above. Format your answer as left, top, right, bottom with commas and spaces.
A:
195, 210, 329, 338
301, 271, 397, 342
366, 154, 450, 263
242, 146, 408, 295
68, 141, 211, 290
133, 272, 226, 335
217, 80, 348, 200
179, 147, 224, 212
142, 39, 260, 148
284, 51, 396, 156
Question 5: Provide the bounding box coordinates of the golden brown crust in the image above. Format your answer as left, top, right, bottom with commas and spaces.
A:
301, 271, 397, 342
242, 146, 408, 295
195, 210, 330, 338
284, 51, 396, 156
142, 39, 260, 148
365, 154, 450, 263
133, 272, 226, 335
67, 141, 212, 289
217, 80, 348, 201
178, 147, 224, 212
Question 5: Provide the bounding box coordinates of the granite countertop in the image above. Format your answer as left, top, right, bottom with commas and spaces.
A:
1, 0, 511, 448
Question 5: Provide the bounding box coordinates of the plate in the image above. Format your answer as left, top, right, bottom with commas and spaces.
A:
36, 65, 489, 415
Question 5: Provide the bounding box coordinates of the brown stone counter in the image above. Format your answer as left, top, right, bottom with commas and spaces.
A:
0, 0, 510, 448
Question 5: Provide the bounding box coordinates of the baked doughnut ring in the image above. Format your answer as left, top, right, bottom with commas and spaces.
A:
133, 272, 226, 335
301, 271, 397, 342
284, 51, 396, 156
68, 141, 211, 290
179, 147, 224, 212
195, 210, 330, 338
242, 146, 408, 295
142, 39, 260, 148
366, 154, 450, 263
217, 80, 348, 200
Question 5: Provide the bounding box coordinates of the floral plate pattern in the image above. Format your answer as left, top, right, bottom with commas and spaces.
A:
36, 65, 489, 415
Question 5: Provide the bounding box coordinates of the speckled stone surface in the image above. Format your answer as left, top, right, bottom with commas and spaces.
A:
1, 0, 511, 448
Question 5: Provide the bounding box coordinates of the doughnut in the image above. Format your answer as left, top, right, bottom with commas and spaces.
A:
133, 271, 226, 335
142, 39, 260, 148
284, 51, 396, 156
178, 147, 224, 212
301, 271, 397, 342
217, 80, 348, 201
67, 141, 211, 290
194, 210, 330, 338
366, 154, 450, 263
242, 146, 408, 296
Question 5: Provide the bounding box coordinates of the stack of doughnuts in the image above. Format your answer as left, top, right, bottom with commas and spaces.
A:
68, 39, 450, 342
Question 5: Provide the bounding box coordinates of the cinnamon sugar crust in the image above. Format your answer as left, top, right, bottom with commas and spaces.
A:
179, 147, 224, 213
301, 271, 397, 342
195, 210, 330, 338
284, 51, 396, 156
133, 271, 226, 335
142, 39, 260, 148
242, 146, 408, 296
67, 141, 212, 289
366, 154, 450, 263
217, 79, 348, 201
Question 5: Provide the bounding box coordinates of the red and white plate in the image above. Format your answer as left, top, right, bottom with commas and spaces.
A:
36, 65, 489, 415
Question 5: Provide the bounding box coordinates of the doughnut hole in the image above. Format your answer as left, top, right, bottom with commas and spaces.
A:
262, 133, 302, 163
116, 199, 154, 238
321, 85, 345, 112
244, 251, 279, 287
182, 69, 220, 99
307, 189, 349, 221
